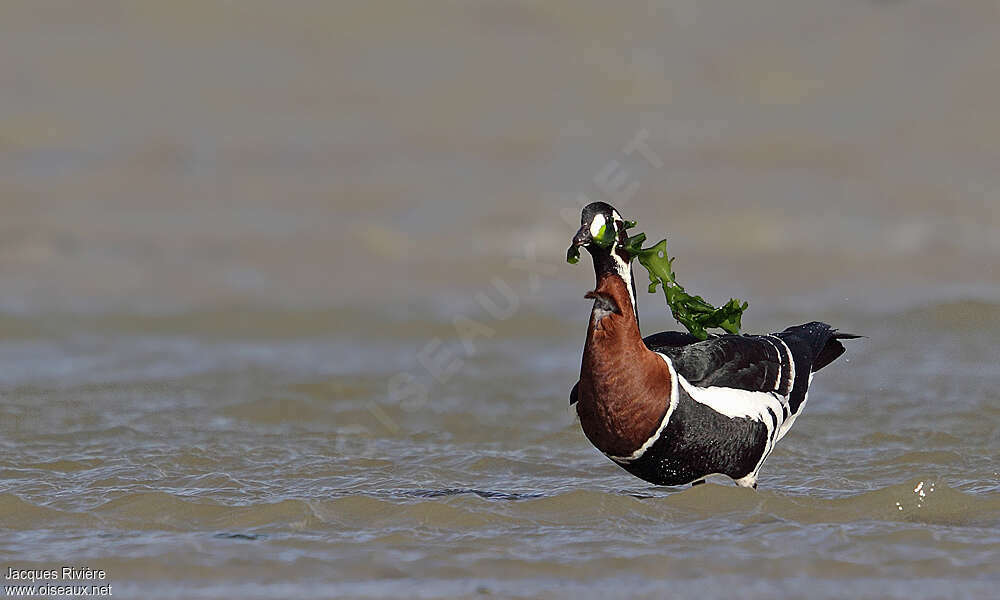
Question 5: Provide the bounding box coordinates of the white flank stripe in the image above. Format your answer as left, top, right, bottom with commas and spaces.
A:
759, 337, 783, 392
772, 336, 796, 394
607, 354, 679, 463
677, 377, 784, 426
776, 372, 814, 442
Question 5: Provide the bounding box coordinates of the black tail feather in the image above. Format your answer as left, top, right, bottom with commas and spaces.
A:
813, 332, 862, 372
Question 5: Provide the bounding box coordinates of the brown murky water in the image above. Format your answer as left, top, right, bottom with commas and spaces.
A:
1, 2, 999, 599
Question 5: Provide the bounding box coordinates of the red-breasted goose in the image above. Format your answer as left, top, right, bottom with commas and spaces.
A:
568, 202, 859, 489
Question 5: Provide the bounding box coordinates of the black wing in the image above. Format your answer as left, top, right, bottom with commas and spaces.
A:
642, 331, 704, 352
655, 332, 793, 395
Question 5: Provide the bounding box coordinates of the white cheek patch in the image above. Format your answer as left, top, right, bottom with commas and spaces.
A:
589, 213, 606, 237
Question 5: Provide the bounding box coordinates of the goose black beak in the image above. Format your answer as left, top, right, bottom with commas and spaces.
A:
566, 225, 592, 263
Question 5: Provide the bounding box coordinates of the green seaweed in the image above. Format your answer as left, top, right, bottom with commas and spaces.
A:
624, 231, 748, 340
568, 220, 749, 340
566, 246, 581, 264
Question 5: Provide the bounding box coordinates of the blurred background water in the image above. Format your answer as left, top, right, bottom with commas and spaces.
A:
1, 2, 998, 599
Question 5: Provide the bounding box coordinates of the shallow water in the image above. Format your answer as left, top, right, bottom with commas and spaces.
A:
2, 2, 1000, 599
2, 304, 998, 598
